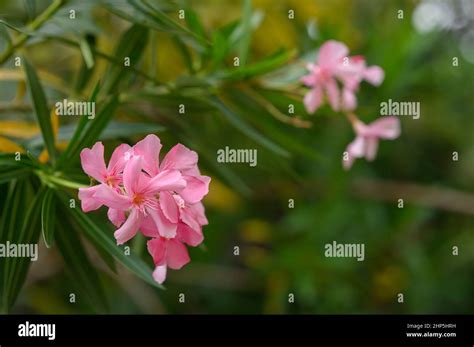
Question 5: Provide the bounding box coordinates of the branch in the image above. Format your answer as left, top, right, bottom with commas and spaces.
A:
351, 178, 474, 215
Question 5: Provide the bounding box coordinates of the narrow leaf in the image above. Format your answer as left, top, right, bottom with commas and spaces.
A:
55, 208, 108, 313
208, 97, 289, 157
0, 180, 43, 312
23, 56, 57, 163
41, 188, 56, 248
56, 191, 162, 289
101, 24, 148, 95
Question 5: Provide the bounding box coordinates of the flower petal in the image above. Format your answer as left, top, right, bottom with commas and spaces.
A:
303, 87, 323, 114
80, 142, 107, 182
347, 136, 366, 158
108, 143, 132, 176
93, 184, 131, 211
78, 185, 103, 212
365, 138, 379, 161
148, 207, 177, 238
342, 88, 357, 111
368, 116, 400, 139
139, 216, 160, 238
152, 264, 167, 284
364, 65, 384, 86
318, 40, 349, 69
147, 237, 167, 265
123, 155, 143, 195
180, 175, 211, 204
180, 207, 201, 232
133, 134, 161, 176
342, 149, 356, 170
160, 144, 198, 171
177, 223, 203, 247
145, 169, 186, 194
325, 78, 340, 111
107, 208, 126, 227
166, 239, 190, 270
114, 208, 141, 245
159, 191, 179, 224
188, 202, 208, 226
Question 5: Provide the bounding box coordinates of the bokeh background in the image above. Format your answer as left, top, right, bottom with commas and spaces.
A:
0, 0, 473, 314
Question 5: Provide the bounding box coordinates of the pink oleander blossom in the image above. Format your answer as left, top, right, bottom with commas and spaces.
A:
343, 115, 401, 170
301, 40, 384, 114
78, 134, 211, 284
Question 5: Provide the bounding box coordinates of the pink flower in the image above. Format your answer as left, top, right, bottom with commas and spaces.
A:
131, 135, 210, 230
301, 40, 384, 114
78, 142, 130, 213
93, 156, 186, 244
130, 135, 210, 283
78, 134, 210, 285
343, 115, 400, 170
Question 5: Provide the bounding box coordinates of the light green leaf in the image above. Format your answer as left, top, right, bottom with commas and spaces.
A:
216, 49, 296, 81
237, 0, 252, 66
79, 35, 95, 69
41, 188, 56, 248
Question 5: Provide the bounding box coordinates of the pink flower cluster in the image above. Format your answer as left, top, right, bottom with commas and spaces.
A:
78, 135, 210, 284
301, 40, 400, 169
301, 40, 384, 114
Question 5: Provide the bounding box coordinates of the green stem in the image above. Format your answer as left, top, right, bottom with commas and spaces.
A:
0, 0, 65, 65
36, 170, 87, 189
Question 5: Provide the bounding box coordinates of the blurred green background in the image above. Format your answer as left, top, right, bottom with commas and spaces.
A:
0, 0, 473, 314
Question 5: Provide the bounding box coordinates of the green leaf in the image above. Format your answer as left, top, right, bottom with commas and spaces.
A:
23, 56, 57, 163
55, 206, 108, 313
75, 35, 96, 92
0, 167, 31, 185
208, 97, 290, 157
184, 8, 206, 42
79, 36, 95, 69
0, 153, 39, 169
29, 120, 165, 149
23, 0, 36, 21
41, 188, 56, 248
236, 0, 252, 66
56, 191, 162, 289
0, 22, 12, 48
216, 49, 296, 81
56, 80, 100, 169
54, 95, 118, 169
65, 212, 117, 273
101, 24, 148, 95
0, 180, 43, 312
78, 96, 119, 149
129, 0, 208, 50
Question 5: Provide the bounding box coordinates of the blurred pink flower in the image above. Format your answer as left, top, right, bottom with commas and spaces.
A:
78, 134, 210, 284
301, 40, 384, 114
343, 115, 400, 170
